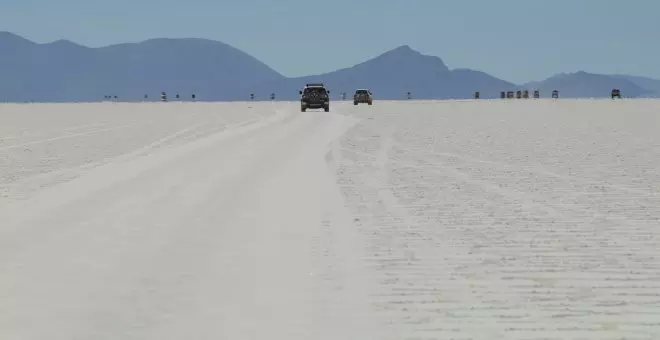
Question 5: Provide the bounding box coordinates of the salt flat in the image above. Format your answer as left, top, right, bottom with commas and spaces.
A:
1, 99, 660, 340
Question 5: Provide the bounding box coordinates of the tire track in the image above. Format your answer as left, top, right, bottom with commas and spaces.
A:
0, 122, 145, 151
0, 120, 217, 201
331, 107, 660, 339
0, 109, 295, 236
0, 108, 276, 203
0, 122, 112, 143
427, 149, 658, 197
0, 105, 386, 340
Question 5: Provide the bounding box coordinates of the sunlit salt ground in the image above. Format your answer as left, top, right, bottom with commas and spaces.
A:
1, 99, 660, 340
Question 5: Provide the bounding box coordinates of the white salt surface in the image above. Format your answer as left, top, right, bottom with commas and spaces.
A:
1, 99, 660, 339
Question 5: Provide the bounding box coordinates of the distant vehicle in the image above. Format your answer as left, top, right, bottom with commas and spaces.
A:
533, 90, 540, 99
552, 90, 559, 98
611, 88, 621, 99
506, 91, 514, 99
299, 83, 330, 112
522, 90, 529, 99
353, 89, 373, 105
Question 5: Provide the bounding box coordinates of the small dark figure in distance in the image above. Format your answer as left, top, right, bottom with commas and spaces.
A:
611, 88, 621, 99
552, 90, 559, 98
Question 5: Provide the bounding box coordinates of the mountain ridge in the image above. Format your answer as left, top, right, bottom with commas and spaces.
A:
0, 31, 657, 101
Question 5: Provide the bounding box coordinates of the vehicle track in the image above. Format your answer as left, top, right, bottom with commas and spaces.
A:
0, 102, 383, 340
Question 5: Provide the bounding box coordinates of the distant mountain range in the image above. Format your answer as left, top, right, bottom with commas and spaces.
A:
0, 31, 658, 102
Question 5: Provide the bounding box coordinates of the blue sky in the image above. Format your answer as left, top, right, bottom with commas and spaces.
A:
1, 0, 658, 83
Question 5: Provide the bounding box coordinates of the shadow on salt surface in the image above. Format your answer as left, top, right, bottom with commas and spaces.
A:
329, 100, 660, 339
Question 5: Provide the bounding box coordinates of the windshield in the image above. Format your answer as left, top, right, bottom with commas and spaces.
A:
355, 90, 369, 94
304, 87, 327, 95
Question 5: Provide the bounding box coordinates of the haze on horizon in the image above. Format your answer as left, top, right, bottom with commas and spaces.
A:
1, 0, 658, 83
